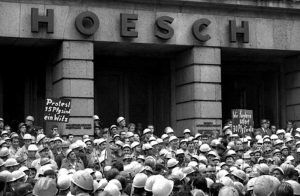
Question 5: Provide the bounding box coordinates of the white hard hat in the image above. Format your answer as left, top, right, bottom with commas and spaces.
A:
142, 143, 153, 151
195, 133, 202, 139
246, 177, 257, 191
276, 129, 286, 135
95, 171, 103, 181
152, 178, 174, 196
169, 136, 178, 142
253, 175, 280, 196
218, 186, 239, 196
145, 175, 164, 192
165, 127, 174, 134
131, 141, 140, 149
199, 144, 211, 153
71, 170, 93, 191
156, 138, 163, 144
287, 155, 295, 162
104, 183, 121, 196
126, 132, 134, 138
133, 173, 148, 188
274, 139, 284, 146
93, 115, 100, 120
216, 170, 229, 182
219, 176, 234, 187
175, 149, 184, 156
108, 179, 122, 191
116, 116, 125, 124
36, 134, 46, 144
23, 134, 32, 140
183, 129, 191, 134
167, 158, 179, 168
99, 178, 108, 189
57, 175, 71, 190
143, 128, 152, 135
5, 158, 19, 167
26, 116, 34, 121
161, 134, 169, 140
28, 144, 38, 151
188, 161, 198, 168
172, 169, 186, 181
12, 170, 25, 181
206, 177, 214, 188
19, 166, 29, 173
270, 134, 278, 140
286, 180, 300, 195
159, 149, 168, 156
150, 141, 158, 147
0, 147, 9, 157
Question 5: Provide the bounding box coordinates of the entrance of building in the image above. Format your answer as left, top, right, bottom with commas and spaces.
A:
94, 55, 171, 134
221, 49, 284, 128
0, 42, 50, 131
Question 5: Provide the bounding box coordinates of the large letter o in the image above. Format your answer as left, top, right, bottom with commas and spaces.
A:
75, 11, 99, 36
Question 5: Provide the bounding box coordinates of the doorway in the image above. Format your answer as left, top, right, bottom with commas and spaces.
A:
0, 46, 47, 131
94, 55, 171, 135
221, 49, 282, 128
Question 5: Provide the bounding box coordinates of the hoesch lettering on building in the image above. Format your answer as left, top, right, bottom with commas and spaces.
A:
31, 8, 249, 43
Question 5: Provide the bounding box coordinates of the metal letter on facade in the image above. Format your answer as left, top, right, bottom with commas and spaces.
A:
75, 11, 100, 36
229, 20, 249, 43
155, 16, 174, 40
31, 8, 54, 33
192, 18, 211, 42
120, 13, 138, 38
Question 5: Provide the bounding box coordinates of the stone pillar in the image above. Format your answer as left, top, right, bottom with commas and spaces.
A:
285, 56, 300, 127
172, 47, 222, 136
48, 41, 94, 136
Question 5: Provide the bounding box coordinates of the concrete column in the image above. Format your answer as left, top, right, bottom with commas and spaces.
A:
285, 56, 300, 127
48, 41, 94, 136
172, 47, 222, 135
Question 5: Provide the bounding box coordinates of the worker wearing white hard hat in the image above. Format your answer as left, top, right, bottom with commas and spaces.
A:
165, 127, 174, 137
116, 116, 128, 134
57, 174, 71, 194
152, 177, 174, 196
183, 129, 191, 139
70, 170, 94, 194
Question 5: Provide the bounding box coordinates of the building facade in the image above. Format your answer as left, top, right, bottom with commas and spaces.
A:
0, 0, 300, 136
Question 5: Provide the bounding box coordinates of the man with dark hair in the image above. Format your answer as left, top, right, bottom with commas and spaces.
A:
209, 183, 224, 196
192, 176, 209, 194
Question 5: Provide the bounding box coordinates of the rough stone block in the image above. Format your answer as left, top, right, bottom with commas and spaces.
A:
46, 117, 94, 136
0, 2, 20, 37
174, 47, 221, 68
176, 65, 221, 85
176, 118, 222, 136
69, 98, 94, 117
176, 83, 221, 103
176, 101, 222, 119
53, 79, 94, 98
55, 41, 93, 62
53, 60, 94, 82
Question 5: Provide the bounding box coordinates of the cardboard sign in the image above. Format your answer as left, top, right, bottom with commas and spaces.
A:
44, 98, 71, 123
231, 109, 254, 136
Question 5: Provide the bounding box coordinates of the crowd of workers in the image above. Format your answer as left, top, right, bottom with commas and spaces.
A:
0, 115, 299, 196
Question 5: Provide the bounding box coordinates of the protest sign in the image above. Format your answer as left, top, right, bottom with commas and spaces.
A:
231, 109, 254, 136
44, 98, 71, 123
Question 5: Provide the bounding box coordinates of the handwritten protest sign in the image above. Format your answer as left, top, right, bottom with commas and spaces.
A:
231, 109, 254, 136
44, 98, 71, 123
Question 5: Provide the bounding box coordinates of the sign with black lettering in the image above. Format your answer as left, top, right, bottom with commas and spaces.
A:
231, 109, 254, 136
44, 98, 71, 123
65, 124, 92, 130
